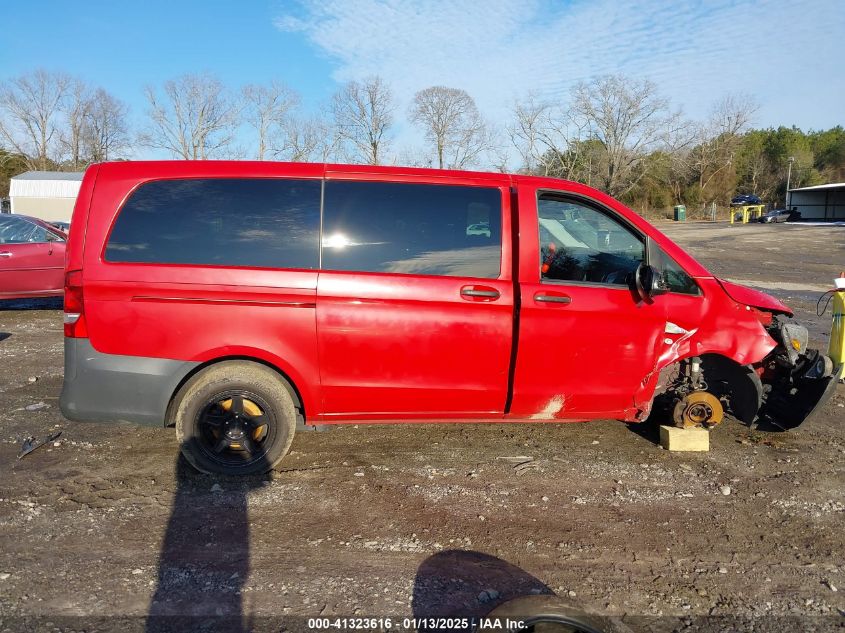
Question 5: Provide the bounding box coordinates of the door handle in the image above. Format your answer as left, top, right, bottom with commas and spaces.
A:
534, 293, 571, 304
460, 286, 500, 300
0, 252, 12, 258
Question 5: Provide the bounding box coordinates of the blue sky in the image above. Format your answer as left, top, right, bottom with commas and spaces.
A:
2, 0, 843, 162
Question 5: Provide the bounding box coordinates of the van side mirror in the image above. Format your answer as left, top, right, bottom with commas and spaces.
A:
635, 263, 668, 301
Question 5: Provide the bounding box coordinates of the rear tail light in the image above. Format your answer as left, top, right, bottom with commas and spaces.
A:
64, 270, 87, 338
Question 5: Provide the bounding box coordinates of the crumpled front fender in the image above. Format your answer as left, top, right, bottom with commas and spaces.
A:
633, 278, 778, 414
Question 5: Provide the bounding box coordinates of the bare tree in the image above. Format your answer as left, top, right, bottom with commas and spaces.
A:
410, 86, 490, 169
664, 148, 693, 204
331, 76, 394, 165
140, 73, 238, 159
485, 124, 511, 173
281, 113, 340, 162
691, 95, 758, 204
659, 119, 701, 204
448, 115, 495, 170
569, 75, 688, 197
394, 145, 433, 168
60, 78, 94, 169
509, 94, 591, 178
0, 69, 71, 170
83, 88, 129, 162
509, 95, 548, 174
242, 81, 299, 160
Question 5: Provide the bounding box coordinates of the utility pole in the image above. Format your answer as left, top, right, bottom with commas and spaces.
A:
785, 156, 795, 208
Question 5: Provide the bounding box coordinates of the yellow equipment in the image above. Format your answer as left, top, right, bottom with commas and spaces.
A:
829, 274, 845, 380
729, 204, 765, 224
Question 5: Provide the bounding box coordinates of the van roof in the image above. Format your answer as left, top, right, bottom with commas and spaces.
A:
92, 160, 584, 190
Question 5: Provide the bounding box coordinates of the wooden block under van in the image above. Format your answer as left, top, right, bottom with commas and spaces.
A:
659, 425, 709, 452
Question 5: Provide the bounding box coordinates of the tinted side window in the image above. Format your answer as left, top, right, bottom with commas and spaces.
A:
105, 178, 321, 269
538, 196, 643, 286
321, 181, 502, 278
0, 216, 47, 244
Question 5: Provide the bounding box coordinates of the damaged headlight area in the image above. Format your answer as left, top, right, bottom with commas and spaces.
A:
756, 317, 839, 431
779, 322, 808, 365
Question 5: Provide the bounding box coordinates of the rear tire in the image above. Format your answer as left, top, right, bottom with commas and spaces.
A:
174, 361, 296, 476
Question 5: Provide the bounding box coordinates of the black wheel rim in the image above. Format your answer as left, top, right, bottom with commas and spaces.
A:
194, 390, 276, 468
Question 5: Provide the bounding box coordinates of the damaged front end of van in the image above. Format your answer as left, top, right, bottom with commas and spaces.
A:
720, 279, 838, 431
649, 278, 838, 432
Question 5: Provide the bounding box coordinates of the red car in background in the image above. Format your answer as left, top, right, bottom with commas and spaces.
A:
0, 214, 67, 299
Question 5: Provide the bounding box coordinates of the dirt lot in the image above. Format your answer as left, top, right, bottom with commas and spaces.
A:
0, 221, 843, 632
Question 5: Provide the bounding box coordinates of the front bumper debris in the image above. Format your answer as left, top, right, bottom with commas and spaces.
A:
758, 368, 839, 431
755, 318, 839, 430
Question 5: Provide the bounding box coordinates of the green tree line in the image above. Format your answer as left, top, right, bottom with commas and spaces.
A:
619, 126, 845, 217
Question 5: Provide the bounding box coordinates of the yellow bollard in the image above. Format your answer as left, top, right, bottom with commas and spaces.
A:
830, 274, 845, 380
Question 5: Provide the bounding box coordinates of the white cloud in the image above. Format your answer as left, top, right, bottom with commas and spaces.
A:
276, 0, 845, 162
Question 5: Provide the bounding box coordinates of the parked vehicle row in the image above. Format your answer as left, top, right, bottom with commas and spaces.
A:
55, 161, 838, 475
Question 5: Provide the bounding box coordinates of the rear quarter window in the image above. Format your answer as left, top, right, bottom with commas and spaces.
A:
105, 178, 321, 269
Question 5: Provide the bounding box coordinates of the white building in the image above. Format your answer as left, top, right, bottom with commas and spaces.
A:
788, 182, 845, 221
9, 171, 84, 222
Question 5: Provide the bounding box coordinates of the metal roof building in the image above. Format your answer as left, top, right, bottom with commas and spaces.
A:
8, 171, 84, 223
788, 182, 845, 221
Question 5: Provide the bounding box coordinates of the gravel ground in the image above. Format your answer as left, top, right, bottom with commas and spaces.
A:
0, 221, 843, 633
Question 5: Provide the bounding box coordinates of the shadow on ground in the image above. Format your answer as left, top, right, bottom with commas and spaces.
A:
145, 448, 270, 633
625, 418, 662, 446
411, 550, 552, 632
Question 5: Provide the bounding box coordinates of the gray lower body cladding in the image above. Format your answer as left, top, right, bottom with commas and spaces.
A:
60, 338, 199, 426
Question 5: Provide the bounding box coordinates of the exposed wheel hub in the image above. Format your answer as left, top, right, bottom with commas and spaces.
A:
224, 422, 245, 441
673, 391, 724, 428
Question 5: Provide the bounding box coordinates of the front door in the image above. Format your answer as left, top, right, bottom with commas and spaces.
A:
510, 188, 667, 419
316, 176, 514, 419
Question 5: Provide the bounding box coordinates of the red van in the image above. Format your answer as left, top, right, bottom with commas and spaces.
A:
59, 162, 837, 475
